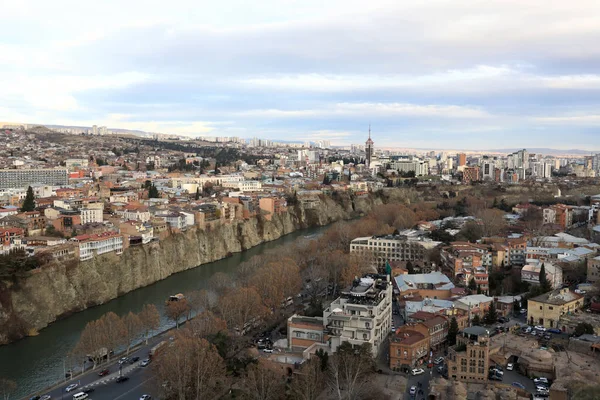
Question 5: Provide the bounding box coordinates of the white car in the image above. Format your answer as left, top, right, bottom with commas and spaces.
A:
140, 395, 152, 400
434, 357, 444, 365
411, 368, 425, 376
409, 386, 417, 396
506, 363, 514, 371
534, 326, 547, 332
141, 359, 151, 367
490, 368, 504, 376
263, 348, 274, 353
65, 384, 78, 392
534, 377, 549, 385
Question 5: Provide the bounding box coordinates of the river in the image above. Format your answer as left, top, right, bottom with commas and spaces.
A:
0, 225, 327, 398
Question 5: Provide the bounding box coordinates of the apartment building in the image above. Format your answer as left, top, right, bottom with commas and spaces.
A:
323, 274, 393, 356
0, 227, 24, 247
453, 295, 494, 322
287, 315, 326, 351
389, 327, 430, 371
71, 232, 124, 261
440, 242, 490, 289
588, 256, 600, 284
350, 232, 441, 266
0, 168, 68, 189
80, 207, 103, 225
122, 204, 151, 222
527, 288, 584, 328
447, 326, 490, 382
521, 260, 563, 289
394, 271, 455, 300
462, 166, 480, 184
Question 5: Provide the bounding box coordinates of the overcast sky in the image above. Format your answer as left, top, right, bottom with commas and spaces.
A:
2, 0, 600, 150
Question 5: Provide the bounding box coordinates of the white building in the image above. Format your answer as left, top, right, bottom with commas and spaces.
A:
0, 168, 69, 190
521, 260, 563, 289
71, 232, 123, 261
65, 159, 89, 169
323, 274, 393, 356
350, 233, 441, 265
80, 207, 103, 225
156, 213, 187, 230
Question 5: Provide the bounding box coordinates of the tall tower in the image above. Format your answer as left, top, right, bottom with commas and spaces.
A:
365, 125, 374, 168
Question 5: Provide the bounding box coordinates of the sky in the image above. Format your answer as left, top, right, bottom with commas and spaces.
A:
2, 0, 600, 150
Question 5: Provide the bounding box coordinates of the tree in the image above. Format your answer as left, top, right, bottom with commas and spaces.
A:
243, 361, 286, 400
20, 186, 35, 212
216, 287, 267, 334
100, 312, 126, 361
195, 187, 201, 200
0, 378, 17, 400
448, 317, 459, 346
315, 348, 329, 371
475, 208, 507, 237
290, 358, 326, 400
209, 272, 231, 295
484, 303, 498, 325
186, 289, 213, 316
139, 304, 161, 345
472, 314, 481, 326
539, 263, 552, 293
187, 311, 227, 338
477, 284, 482, 294
406, 260, 415, 274
459, 221, 484, 242
148, 184, 160, 198
166, 299, 191, 329
123, 311, 143, 355
513, 300, 521, 315
468, 277, 477, 292
73, 318, 108, 369
143, 180, 152, 190
249, 260, 302, 310
153, 330, 226, 400
328, 342, 374, 400
574, 322, 594, 337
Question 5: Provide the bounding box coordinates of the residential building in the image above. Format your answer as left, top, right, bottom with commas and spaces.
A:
350, 232, 441, 266
588, 256, 600, 284
462, 166, 480, 184
446, 326, 490, 382
458, 153, 467, 167
521, 260, 563, 289
287, 315, 325, 351
156, 213, 187, 230
453, 295, 494, 322
323, 274, 393, 356
80, 207, 103, 225
389, 326, 429, 371
122, 204, 150, 222
0, 168, 68, 189
527, 288, 584, 328
70, 232, 124, 261
394, 271, 455, 300
0, 227, 24, 247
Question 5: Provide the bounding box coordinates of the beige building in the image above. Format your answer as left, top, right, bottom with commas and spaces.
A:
287, 315, 325, 351
446, 326, 490, 383
588, 256, 600, 284
350, 232, 441, 266
527, 288, 584, 328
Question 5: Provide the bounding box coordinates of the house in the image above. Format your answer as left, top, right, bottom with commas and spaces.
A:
394, 271, 455, 300
453, 295, 493, 321
287, 314, 325, 351
527, 288, 584, 328
521, 260, 563, 289
446, 326, 491, 382
70, 232, 124, 261
389, 327, 429, 372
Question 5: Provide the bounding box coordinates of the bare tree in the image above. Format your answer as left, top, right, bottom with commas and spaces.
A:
216, 287, 267, 334
475, 208, 507, 237
73, 319, 108, 369
290, 358, 325, 400
243, 361, 286, 400
186, 289, 213, 316
123, 311, 143, 355
187, 311, 227, 338
99, 312, 126, 361
166, 299, 191, 329
153, 330, 226, 400
209, 272, 232, 294
328, 343, 374, 400
139, 304, 161, 344
0, 378, 17, 400
249, 260, 302, 310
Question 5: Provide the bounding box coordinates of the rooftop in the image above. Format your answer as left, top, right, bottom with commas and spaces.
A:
395, 271, 454, 292
530, 288, 583, 305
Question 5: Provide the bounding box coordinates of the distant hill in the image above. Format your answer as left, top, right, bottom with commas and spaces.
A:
488, 148, 597, 156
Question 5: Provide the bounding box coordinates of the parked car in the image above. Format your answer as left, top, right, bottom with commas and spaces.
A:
129, 356, 140, 364
489, 374, 502, 381
490, 368, 504, 376
548, 328, 562, 334
525, 327, 532, 333
506, 363, 514, 371
437, 366, 445, 373
534, 377, 549, 385
520, 309, 527, 314
498, 317, 508, 323
40, 396, 51, 400
83, 388, 95, 394
65, 384, 78, 392
30, 396, 41, 400
263, 348, 274, 353
512, 382, 526, 389
409, 386, 417, 395
141, 359, 151, 367
98, 369, 110, 376
119, 357, 129, 365
434, 357, 444, 365
534, 326, 547, 332
411, 368, 425, 376
116, 376, 129, 383
140, 395, 152, 400
536, 387, 550, 396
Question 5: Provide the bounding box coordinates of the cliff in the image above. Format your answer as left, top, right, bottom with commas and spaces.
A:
0, 192, 382, 344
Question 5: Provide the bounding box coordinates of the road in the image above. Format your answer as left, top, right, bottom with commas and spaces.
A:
27, 338, 160, 400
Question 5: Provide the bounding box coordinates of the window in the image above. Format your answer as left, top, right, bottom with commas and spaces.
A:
540, 306, 543, 310
549, 306, 553, 310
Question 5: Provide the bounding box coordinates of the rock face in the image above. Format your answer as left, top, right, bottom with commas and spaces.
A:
0, 193, 382, 345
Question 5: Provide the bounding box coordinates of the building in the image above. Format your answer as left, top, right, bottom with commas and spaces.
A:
446, 326, 490, 382
527, 288, 584, 328
462, 166, 480, 184
389, 326, 430, 372
365, 127, 374, 168
287, 314, 325, 351
323, 274, 393, 356
70, 232, 124, 261
80, 207, 103, 225
521, 260, 563, 289
453, 295, 494, 322
350, 233, 441, 266
588, 256, 600, 284
0, 168, 69, 189
458, 153, 467, 167
394, 271, 455, 300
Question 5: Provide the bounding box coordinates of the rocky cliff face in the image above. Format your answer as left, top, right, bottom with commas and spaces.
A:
0, 193, 382, 345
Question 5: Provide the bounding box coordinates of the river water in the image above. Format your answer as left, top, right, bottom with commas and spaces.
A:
0, 225, 327, 398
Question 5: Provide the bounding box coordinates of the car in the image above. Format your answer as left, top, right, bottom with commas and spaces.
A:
140, 396, 152, 400
118, 357, 129, 364
30, 396, 41, 400
129, 356, 140, 363
434, 357, 444, 365
535, 325, 547, 332
437, 365, 445, 373
411, 368, 425, 375
116, 376, 129, 383
548, 328, 562, 334
141, 359, 151, 367
512, 382, 526, 389
506, 363, 514, 371
98, 368, 110, 376
409, 385, 417, 395
490, 368, 504, 376
536, 387, 550, 395
531, 331, 537, 336
40, 396, 51, 400
65, 384, 79, 392
525, 327, 532, 333
520, 309, 527, 314
543, 334, 551, 340
263, 348, 274, 353
489, 374, 502, 381
534, 377, 549, 384
83, 388, 95, 394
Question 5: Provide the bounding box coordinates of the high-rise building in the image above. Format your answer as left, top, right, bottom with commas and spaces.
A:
365, 126, 374, 168
458, 153, 467, 167
0, 168, 69, 190
92, 125, 98, 135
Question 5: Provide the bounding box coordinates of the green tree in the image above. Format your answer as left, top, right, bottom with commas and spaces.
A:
143, 180, 152, 190
539, 263, 552, 293
485, 303, 498, 325
513, 300, 521, 315
574, 322, 594, 337
315, 348, 329, 371
195, 187, 201, 200
148, 185, 160, 198
472, 314, 481, 326
448, 317, 459, 346
406, 260, 415, 274
477, 284, 482, 294
20, 186, 35, 212
468, 277, 477, 292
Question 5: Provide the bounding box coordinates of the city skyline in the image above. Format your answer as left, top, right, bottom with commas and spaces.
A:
2, 1, 600, 149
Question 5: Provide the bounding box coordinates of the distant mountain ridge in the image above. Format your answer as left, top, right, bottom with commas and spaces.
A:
488, 148, 597, 156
